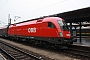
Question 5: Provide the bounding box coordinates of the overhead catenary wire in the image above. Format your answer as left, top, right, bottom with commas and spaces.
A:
0, 21, 6, 24
0, 0, 9, 10
21, 0, 48, 15
22, 0, 68, 16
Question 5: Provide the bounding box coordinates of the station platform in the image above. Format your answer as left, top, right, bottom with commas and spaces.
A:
0, 54, 6, 60
73, 37, 90, 47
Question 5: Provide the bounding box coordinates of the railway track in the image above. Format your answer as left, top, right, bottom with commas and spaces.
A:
0, 40, 51, 60
0, 38, 90, 60
63, 45, 90, 59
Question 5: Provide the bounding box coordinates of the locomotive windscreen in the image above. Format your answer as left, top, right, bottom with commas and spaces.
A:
58, 20, 69, 30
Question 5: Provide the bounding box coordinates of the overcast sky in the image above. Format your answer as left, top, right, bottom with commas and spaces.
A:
0, 0, 90, 27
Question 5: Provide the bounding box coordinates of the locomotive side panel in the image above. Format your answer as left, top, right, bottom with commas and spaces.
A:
9, 21, 59, 38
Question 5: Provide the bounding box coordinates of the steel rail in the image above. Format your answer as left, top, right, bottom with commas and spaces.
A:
0, 40, 51, 60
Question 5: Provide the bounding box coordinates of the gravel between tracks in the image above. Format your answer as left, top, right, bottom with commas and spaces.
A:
0, 38, 80, 60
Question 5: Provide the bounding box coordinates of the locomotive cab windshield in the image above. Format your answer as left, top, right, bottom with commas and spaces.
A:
58, 20, 69, 30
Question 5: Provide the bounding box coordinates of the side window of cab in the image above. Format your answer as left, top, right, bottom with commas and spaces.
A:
48, 22, 55, 28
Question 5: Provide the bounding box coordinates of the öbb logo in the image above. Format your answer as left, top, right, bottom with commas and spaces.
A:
28, 27, 36, 33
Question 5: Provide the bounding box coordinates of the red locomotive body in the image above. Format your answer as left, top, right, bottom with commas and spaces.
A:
8, 17, 73, 46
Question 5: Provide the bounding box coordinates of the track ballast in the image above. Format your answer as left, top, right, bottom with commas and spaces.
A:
0, 40, 51, 60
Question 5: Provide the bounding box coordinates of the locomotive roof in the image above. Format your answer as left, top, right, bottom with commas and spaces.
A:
11, 16, 61, 25
11, 16, 48, 25
9, 17, 63, 27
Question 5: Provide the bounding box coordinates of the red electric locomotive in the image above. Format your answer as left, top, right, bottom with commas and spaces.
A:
8, 17, 74, 47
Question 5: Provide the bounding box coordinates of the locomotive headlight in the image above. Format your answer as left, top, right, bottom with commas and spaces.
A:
60, 32, 63, 37
66, 34, 70, 36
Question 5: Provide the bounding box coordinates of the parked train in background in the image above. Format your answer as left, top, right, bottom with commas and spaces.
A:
74, 28, 90, 36
0, 17, 75, 47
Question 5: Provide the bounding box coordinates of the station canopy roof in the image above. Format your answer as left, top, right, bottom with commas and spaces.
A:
15, 7, 90, 24
50, 7, 90, 23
